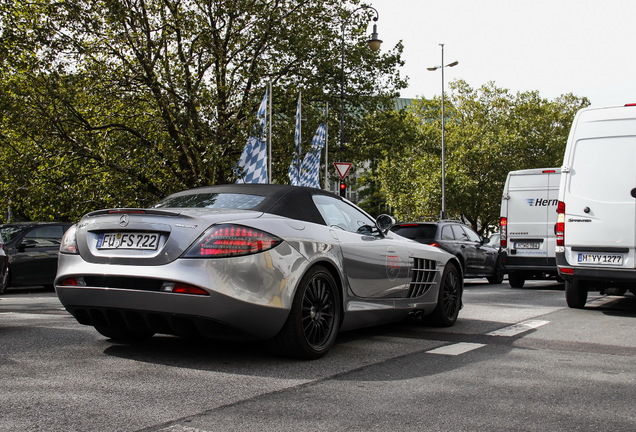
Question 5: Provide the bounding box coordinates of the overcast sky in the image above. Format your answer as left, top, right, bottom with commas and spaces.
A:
368, 0, 636, 107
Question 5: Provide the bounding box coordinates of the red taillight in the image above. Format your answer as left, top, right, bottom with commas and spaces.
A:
58, 277, 86, 286
499, 217, 507, 248
184, 224, 282, 258
60, 278, 80, 286
556, 201, 566, 246
560, 267, 574, 275
171, 283, 209, 296
542, 169, 556, 173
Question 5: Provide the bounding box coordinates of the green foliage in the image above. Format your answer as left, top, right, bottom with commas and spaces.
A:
0, 0, 406, 221
377, 80, 590, 235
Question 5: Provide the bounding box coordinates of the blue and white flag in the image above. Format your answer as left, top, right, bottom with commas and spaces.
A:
236, 89, 268, 184
299, 123, 327, 189
288, 92, 302, 186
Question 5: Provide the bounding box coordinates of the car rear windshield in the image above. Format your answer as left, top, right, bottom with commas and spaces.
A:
392, 224, 437, 240
153, 193, 265, 210
0, 226, 25, 243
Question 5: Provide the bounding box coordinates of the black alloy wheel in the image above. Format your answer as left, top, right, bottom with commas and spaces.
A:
426, 263, 462, 327
487, 258, 505, 284
271, 266, 341, 360
0, 267, 9, 295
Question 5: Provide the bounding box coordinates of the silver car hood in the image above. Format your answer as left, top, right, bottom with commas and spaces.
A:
75, 208, 266, 265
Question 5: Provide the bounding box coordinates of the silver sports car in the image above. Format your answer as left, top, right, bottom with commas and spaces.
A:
55, 184, 463, 359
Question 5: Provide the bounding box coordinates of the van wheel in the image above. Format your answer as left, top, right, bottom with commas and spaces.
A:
509, 272, 525, 288
565, 278, 587, 308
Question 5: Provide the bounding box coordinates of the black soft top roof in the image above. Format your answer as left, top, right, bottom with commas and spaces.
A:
163, 184, 341, 225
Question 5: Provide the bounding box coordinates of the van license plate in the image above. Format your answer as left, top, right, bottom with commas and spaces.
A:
577, 253, 623, 265
515, 242, 540, 249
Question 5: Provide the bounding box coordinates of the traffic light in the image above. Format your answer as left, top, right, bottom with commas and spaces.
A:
339, 180, 347, 197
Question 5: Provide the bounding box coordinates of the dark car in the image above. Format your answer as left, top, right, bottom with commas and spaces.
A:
0, 222, 72, 294
391, 221, 505, 284
0, 247, 8, 293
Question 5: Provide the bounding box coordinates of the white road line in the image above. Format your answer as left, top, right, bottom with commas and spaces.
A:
486, 319, 550, 337
427, 342, 486, 356
159, 426, 209, 432
0, 312, 66, 319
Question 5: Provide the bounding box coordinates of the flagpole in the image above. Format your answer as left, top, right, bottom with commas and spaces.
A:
323, 101, 329, 190
267, 81, 272, 184
298, 91, 302, 178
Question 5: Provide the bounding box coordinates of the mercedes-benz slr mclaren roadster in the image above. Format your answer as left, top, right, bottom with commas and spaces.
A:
55, 184, 463, 359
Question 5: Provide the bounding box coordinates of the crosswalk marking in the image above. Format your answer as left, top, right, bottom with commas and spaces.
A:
427, 342, 486, 356
486, 319, 550, 337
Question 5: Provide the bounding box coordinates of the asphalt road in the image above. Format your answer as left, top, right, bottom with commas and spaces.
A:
1, 280, 635, 432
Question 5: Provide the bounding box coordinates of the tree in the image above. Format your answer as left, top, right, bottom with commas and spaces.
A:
0, 0, 406, 221
377, 80, 590, 235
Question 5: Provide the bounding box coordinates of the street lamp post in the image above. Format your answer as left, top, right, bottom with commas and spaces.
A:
340, 6, 382, 149
427, 43, 458, 220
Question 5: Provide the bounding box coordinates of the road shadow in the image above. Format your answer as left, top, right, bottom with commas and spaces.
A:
586, 295, 636, 317
99, 317, 528, 381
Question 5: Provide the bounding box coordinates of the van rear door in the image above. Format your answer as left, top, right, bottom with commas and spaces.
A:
505, 169, 559, 264
563, 132, 636, 269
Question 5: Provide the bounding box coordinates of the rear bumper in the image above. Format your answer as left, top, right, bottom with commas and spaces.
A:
54, 247, 309, 340
56, 285, 289, 340
506, 256, 558, 274
556, 252, 636, 283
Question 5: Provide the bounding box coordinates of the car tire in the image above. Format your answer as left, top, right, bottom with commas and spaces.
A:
270, 266, 341, 360
0, 267, 10, 295
565, 278, 588, 309
487, 258, 505, 284
94, 325, 154, 342
425, 263, 462, 327
508, 272, 525, 288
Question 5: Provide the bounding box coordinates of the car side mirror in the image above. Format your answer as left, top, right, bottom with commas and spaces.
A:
376, 214, 396, 234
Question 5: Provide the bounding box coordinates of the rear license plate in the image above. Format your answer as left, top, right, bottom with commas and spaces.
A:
577, 253, 623, 265
96, 232, 160, 250
515, 242, 540, 249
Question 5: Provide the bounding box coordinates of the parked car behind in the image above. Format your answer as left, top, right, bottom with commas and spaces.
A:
391, 220, 505, 284
0, 222, 72, 294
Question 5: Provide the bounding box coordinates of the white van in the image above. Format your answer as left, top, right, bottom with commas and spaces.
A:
500, 168, 561, 287
556, 104, 636, 308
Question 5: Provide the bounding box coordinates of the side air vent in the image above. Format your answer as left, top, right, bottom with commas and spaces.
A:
408, 258, 438, 298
